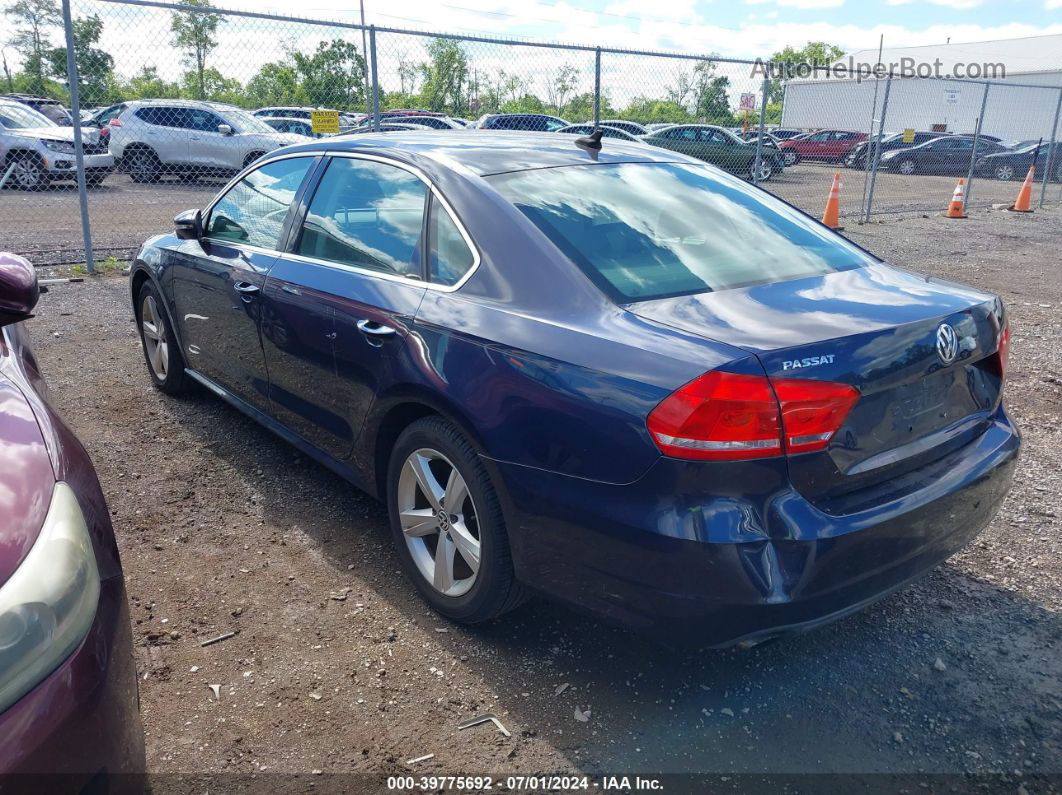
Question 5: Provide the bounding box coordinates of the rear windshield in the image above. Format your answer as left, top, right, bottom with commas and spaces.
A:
487, 162, 872, 302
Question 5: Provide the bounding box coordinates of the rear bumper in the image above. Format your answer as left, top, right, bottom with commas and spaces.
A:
0, 575, 145, 786
496, 413, 1019, 645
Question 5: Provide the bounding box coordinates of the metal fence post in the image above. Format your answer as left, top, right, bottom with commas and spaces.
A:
964, 82, 990, 210
61, 0, 95, 274
1039, 87, 1062, 209
752, 76, 768, 185
369, 26, 380, 131
863, 73, 892, 223
593, 48, 601, 127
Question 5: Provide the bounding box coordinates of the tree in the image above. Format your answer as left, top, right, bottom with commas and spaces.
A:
46, 14, 115, 105
500, 93, 544, 114
293, 39, 365, 110
170, 0, 224, 101
247, 61, 303, 107
545, 64, 578, 115
181, 66, 242, 105
418, 38, 469, 115
397, 57, 420, 96
691, 62, 733, 124
122, 65, 180, 100
619, 97, 691, 124
6, 0, 59, 95
768, 41, 844, 102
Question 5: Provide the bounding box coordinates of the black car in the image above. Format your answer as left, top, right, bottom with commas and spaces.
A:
878, 136, 1010, 176
474, 113, 569, 132
1, 94, 73, 126
977, 142, 1062, 183
844, 131, 948, 169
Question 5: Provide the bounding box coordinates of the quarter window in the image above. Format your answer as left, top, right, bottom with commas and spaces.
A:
205, 157, 314, 248
296, 158, 428, 278
428, 197, 474, 287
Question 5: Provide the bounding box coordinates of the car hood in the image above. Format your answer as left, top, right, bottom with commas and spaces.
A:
4, 125, 100, 145
0, 371, 55, 586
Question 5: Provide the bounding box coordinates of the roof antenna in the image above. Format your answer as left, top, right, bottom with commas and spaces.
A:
575, 128, 603, 160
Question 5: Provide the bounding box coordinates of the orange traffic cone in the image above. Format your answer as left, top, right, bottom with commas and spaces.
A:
822, 170, 843, 230
944, 178, 968, 219
1009, 165, 1035, 213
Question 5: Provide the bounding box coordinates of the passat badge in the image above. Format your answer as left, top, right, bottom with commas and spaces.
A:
936, 323, 959, 366
782, 353, 835, 371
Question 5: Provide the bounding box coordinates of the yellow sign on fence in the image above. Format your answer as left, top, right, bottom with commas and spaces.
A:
902, 128, 916, 144
310, 109, 340, 135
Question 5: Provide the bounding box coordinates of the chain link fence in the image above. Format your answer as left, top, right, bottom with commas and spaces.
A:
2, 0, 1060, 268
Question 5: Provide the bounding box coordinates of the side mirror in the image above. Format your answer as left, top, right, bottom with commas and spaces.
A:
174, 209, 202, 240
0, 253, 40, 328
217, 123, 233, 136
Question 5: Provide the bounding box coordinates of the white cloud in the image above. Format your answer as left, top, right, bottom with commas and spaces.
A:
1046, 0, 1062, 9
745, 0, 846, 8
888, 0, 984, 9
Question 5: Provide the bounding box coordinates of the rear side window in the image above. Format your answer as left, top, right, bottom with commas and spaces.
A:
296, 157, 427, 278
205, 157, 314, 248
487, 162, 872, 302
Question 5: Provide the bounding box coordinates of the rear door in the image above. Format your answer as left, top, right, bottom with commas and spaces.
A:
259, 154, 433, 459
169, 155, 317, 413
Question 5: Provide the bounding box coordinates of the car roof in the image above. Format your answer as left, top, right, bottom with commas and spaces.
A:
278, 130, 689, 175
125, 99, 239, 110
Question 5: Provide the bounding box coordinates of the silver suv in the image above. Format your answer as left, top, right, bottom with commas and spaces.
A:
109, 100, 304, 182
0, 98, 112, 190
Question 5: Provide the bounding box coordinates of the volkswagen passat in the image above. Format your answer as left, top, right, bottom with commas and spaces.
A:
129, 132, 1018, 645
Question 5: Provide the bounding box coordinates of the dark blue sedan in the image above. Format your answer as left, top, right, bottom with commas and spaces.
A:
129, 131, 1019, 645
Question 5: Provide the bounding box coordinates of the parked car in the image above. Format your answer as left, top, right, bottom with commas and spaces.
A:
878, 135, 1011, 176
0, 253, 145, 780
377, 116, 464, 130
261, 117, 317, 138
451, 118, 471, 127
252, 106, 356, 133
643, 122, 675, 132
475, 113, 570, 131
83, 102, 129, 145
557, 124, 640, 141
768, 128, 808, 140
595, 119, 649, 136
128, 133, 1017, 643
1, 94, 73, 126
844, 131, 948, 169
0, 99, 113, 189
108, 100, 305, 182
642, 124, 783, 180
355, 110, 447, 126
777, 129, 868, 166
347, 123, 428, 134
977, 141, 1062, 182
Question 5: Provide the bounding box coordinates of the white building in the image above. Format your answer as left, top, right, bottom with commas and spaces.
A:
781, 34, 1062, 141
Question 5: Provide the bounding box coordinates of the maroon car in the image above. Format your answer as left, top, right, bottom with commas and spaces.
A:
778, 129, 868, 166
0, 253, 144, 784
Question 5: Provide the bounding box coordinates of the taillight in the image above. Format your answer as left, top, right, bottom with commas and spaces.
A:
108, 118, 121, 128
647, 372, 859, 461
996, 323, 1010, 380
647, 372, 782, 460
772, 378, 860, 454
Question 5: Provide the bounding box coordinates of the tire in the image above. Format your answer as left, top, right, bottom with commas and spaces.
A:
782, 150, 799, 167
749, 160, 772, 182
898, 158, 917, 176
126, 146, 161, 183
135, 280, 188, 395
243, 151, 266, 169
387, 416, 528, 624
6, 152, 47, 190
994, 164, 1015, 181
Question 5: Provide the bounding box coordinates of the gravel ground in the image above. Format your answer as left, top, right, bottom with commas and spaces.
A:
23, 206, 1062, 789
6, 164, 1060, 264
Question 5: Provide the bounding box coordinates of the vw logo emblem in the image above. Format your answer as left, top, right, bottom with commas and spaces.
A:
936, 323, 959, 365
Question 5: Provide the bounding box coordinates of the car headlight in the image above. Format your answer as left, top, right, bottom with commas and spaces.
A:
41, 139, 75, 154
880, 150, 900, 160
0, 482, 100, 714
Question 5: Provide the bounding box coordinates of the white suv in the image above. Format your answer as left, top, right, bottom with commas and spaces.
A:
0, 98, 112, 189
109, 100, 304, 182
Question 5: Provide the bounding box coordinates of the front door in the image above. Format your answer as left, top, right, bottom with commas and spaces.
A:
169, 155, 317, 413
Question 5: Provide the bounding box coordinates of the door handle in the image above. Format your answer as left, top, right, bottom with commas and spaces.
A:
356, 319, 397, 338
233, 281, 260, 297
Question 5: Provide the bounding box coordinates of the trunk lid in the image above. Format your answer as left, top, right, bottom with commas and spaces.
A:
629, 263, 1007, 502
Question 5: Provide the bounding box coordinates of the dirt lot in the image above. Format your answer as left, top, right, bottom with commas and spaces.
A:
23, 207, 1062, 789
6, 163, 1060, 265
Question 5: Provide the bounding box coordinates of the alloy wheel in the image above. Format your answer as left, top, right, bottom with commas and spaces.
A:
12, 157, 43, 189
140, 294, 169, 380
899, 160, 916, 175
783, 151, 797, 166
397, 448, 481, 598
995, 164, 1014, 181
751, 161, 773, 181
128, 150, 158, 181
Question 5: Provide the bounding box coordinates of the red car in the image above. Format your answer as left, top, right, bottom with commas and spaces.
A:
0, 253, 144, 786
778, 129, 868, 166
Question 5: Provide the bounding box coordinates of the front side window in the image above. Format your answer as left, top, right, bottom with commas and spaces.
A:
205, 157, 314, 248
186, 109, 223, 132
296, 157, 428, 278
488, 162, 872, 302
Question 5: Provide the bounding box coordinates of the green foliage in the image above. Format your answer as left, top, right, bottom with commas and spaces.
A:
170, 0, 224, 100
247, 62, 305, 108
123, 65, 181, 100
293, 39, 366, 110
46, 15, 116, 104
180, 67, 243, 105
768, 41, 845, 102
5, 0, 60, 96
417, 38, 469, 115
619, 97, 692, 125
501, 94, 545, 114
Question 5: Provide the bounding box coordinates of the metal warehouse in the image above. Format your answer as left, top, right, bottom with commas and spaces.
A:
781, 34, 1062, 142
